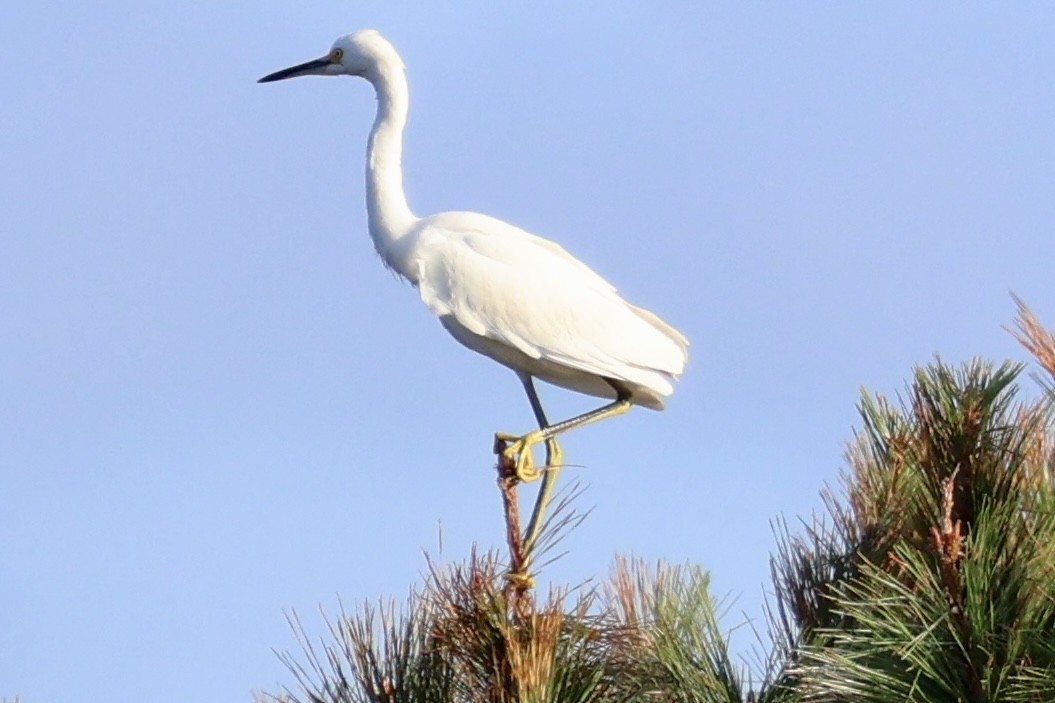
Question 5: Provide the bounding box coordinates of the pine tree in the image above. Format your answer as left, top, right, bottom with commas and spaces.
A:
258, 301, 1055, 702
769, 300, 1055, 702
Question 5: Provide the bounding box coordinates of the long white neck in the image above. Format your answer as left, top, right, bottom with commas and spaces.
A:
364, 58, 417, 278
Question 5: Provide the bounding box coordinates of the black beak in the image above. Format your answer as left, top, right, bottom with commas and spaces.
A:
258, 57, 331, 83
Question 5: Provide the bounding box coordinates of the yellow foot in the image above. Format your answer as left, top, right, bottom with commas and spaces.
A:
494, 431, 542, 482
544, 440, 563, 473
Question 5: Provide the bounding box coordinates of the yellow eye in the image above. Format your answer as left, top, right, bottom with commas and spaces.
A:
332, 48, 344, 61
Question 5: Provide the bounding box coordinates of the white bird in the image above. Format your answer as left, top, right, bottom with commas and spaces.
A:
259, 30, 689, 544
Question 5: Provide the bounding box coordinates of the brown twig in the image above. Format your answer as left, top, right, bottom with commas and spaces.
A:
494, 437, 533, 615
930, 467, 986, 702
930, 467, 964, 604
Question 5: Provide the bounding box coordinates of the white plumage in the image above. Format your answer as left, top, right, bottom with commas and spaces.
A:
259, 30, 688, 476
411, 212, 688, 409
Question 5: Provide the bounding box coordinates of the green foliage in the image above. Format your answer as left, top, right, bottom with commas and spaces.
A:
605, 558, 745, 702
420, 552, 613, 703
262, 304, 1055, 703
271, 594, 455, 703
259, 554, 748, 703
772, 358, 1055, 702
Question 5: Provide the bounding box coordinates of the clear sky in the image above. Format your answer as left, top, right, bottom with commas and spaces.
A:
3, 3, 1054, 701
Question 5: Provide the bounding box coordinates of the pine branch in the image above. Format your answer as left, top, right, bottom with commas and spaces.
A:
772, 356, 1055, 701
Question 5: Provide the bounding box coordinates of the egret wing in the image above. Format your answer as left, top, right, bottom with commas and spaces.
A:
414, 217, 687, 389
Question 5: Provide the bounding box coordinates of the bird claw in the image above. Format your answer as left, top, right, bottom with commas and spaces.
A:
512, 446, 541, 482
494, 432, 542, 482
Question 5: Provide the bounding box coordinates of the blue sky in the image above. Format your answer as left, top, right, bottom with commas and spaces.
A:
3, 3, 1054, 701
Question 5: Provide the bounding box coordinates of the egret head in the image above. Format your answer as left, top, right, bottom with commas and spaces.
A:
258, 29, 401, 83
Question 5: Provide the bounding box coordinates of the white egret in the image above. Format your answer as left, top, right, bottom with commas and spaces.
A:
259, 30, 689, 543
